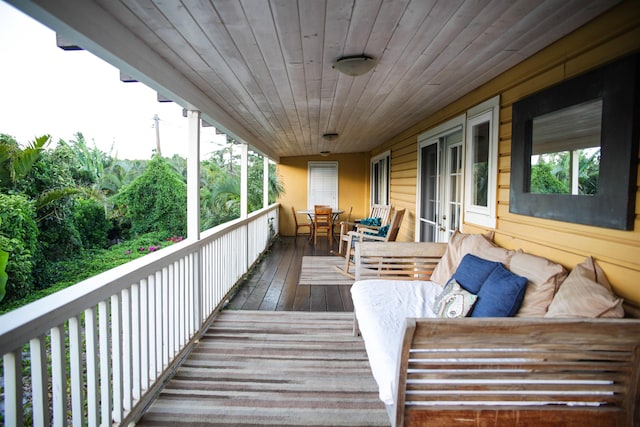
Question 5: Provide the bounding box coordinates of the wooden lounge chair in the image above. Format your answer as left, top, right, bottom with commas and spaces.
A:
338, 204, 391, 256
338, 208, 405, 277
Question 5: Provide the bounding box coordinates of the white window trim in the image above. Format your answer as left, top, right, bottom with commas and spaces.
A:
370, 150, 391, 206
464, 95, 499, 229
307, 161, 339, 210
416, 115, 465, 241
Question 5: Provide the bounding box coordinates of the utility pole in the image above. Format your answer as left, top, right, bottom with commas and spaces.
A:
153, 113, 162, 156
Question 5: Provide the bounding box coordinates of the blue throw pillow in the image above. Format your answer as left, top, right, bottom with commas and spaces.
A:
471, 264, 528, 317
377, 224, 390, 237
359, 217, 381, 227
451, 254, 501, 294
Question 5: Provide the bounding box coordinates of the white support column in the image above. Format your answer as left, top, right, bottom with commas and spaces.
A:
263, 156, 269, 208
240, 143, 248, 218
187, 110, 201, 240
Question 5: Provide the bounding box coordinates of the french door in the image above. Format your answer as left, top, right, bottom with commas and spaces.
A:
417, 127, 463, 242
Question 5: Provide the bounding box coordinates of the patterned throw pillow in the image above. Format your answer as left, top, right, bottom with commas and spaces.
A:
433, 279, 478, 318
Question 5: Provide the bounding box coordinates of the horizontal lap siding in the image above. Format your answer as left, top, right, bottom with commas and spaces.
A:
374, 0, 640, 307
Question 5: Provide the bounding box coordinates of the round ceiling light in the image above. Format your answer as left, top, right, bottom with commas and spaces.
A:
332, 55, 376, 76
322, 132, 339, 141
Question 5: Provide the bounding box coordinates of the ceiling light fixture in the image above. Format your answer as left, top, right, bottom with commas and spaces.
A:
332, 55, 376, 76
322, 132, 339, 141
320, 151, 331, 157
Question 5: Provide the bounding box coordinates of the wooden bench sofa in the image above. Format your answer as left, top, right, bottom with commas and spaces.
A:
352, 241, 640, 427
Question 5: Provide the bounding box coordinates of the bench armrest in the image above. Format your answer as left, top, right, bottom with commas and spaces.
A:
395, 317, 640, 427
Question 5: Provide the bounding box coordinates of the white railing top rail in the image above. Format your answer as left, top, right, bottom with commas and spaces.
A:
0, 203, 279, 354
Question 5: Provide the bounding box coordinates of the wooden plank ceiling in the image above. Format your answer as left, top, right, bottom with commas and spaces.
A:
16, 0, 621, 159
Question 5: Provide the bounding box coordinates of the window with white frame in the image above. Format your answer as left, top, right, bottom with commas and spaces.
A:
464, 96, 499, 228
371, 151, 390, 206
308, 161, 338, 209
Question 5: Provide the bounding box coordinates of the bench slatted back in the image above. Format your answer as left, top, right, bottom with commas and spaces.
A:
355, 242, 447, 282
397, 318, 640, 427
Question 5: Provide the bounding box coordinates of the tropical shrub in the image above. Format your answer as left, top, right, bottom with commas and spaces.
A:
115, 155, 187, 237
0, 194, 39, 302
73, 198, 111, 249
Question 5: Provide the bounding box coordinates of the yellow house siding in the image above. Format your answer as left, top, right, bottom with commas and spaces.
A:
277, 153, 369, 237
378, 0, 640, 306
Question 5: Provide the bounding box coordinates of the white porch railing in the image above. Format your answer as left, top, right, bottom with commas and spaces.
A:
0, 204, 279, 426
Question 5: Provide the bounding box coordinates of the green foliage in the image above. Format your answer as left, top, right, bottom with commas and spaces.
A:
531, 161, 568, 194
73, 198, 111, 249
0, 231, 182, 314
0, 134, 50, 190
23, 147, 83, 265
0, 194, 39, 302
0, 249, 8, 302
530, 150, 599, 195
116, 155, 187, 237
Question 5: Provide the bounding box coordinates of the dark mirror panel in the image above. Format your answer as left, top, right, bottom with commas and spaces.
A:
510, 53, 639, 230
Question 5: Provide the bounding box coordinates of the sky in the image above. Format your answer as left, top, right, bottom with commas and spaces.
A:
0, 1, 226, 160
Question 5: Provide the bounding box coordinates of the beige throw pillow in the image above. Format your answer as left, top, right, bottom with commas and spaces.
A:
511, 251, 568, 317
430, 230, 513, 286
545, 257, 624, 318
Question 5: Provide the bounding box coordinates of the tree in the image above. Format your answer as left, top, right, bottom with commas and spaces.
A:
0, 134, 50, 191
115, 155, 187, 237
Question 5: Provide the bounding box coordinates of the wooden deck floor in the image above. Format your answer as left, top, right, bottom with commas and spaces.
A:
227, 236, 355, 312
137, 311, 389, 426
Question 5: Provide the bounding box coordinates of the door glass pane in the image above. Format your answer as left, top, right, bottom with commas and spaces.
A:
447, 144, 462, 233
419, 144, 438, 242
471, 121, 490, 207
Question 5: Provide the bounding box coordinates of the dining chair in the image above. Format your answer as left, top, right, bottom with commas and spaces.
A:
291, 206, 313, 238
313, 205, 333, 245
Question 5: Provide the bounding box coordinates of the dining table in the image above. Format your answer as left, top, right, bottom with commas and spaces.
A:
297, 208, 345, 241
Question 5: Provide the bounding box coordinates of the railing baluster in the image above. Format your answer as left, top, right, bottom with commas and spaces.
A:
148, 273, 157, 384
131, 283, 141, 400
30, 335, 49, 426
111, 293, 124, 423
153, 271, 164, 381
99, 300, 112, 426
161, 268, 168, 366
85, 307, 99, 426
121, 288, 132, 411
68, 315, 84, 427
51, 324, 67, 427
3, 349, 23, 426
140, 280, 149, 391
